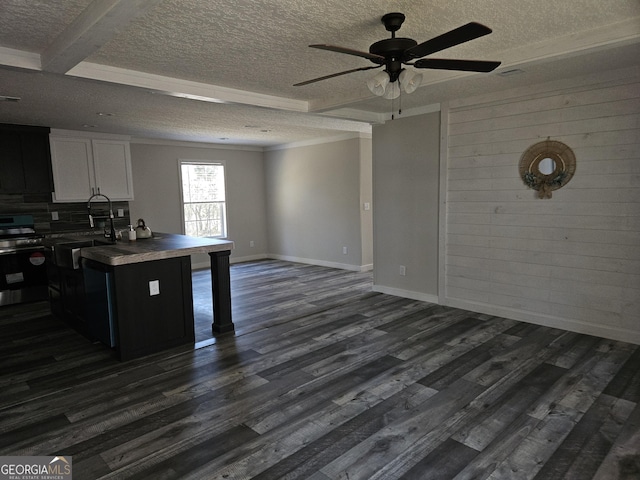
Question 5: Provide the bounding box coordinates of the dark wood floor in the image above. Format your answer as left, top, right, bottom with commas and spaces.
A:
1, 260, 639, 479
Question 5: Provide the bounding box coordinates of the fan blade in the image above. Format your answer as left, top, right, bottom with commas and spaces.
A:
413, 58, 501, 72
404, 22, 493, 60
310, 44, 385, 63
294, 65, 382, 86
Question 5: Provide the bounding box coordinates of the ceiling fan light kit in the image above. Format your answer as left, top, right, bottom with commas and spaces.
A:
382, 81, 401, 100
366, 71, 389, 96
296, 12, 501, 112
399, 69, 422, 94
366, 67, 423, 98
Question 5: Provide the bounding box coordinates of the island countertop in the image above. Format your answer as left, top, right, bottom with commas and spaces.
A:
43, 231, 236, 359
51, 232, 234, 266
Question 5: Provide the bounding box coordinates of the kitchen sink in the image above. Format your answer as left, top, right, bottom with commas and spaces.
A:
93, 238, 117, 246
52, 238, 116, 269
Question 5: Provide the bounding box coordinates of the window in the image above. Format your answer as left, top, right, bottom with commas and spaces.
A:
180, 162, 227, 238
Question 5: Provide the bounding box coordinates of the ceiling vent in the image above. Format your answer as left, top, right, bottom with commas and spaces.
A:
497, 68, 525, 77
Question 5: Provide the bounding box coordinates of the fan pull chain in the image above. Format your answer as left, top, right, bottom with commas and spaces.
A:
390, 81, 403, 120
390, 90, 394, 120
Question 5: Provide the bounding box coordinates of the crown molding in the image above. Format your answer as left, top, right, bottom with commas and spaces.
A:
265, 132, 371, 151
129, 136, 264, 151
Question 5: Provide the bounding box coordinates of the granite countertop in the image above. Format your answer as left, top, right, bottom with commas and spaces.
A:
46, 232, 234, 266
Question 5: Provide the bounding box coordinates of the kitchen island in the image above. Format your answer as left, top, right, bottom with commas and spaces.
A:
46, 233, 234, 360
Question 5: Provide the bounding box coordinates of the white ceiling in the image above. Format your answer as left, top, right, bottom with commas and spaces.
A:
0, 0, 639, 147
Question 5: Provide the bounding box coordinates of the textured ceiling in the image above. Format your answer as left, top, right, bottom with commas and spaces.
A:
0, 0, 639, 146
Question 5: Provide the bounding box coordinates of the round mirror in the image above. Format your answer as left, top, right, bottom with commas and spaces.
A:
519, 140, 576, 199
538, 157, 556, 175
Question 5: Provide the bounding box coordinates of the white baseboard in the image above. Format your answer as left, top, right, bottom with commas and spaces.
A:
372, 285, 439, 304
189, 257, 639, 344
191, 261, 211, 271
269, 254, 372, 272
444, 297, 640, 345
191, 253, 268, 270
367, 288, 640, 345
192, 254, 372, 272
230, 254, 270, 265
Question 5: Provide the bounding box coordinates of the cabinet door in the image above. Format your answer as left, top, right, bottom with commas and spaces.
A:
0, 125, 52, 194
92, 139, 134, 200
50, 137, 95, 202
112, 257, 194, 360
0, 130, 24, 192
20, 131, 53, 193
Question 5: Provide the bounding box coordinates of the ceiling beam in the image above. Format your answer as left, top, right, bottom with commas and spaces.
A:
40, 0, 163, 74
67, 62, 311, 112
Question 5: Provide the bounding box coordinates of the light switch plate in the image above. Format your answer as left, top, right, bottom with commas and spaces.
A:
149, 280, 160, 296
117, 209, 124, 217
51, 211, 59, 221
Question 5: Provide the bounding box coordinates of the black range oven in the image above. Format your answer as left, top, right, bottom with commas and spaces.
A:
0, 214, 48, 306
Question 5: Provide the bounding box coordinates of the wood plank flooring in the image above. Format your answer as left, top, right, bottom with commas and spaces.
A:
1, 259, 639, 479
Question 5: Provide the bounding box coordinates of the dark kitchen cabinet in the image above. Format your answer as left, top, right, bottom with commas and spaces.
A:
47, 249, 195, 361
101, 256, 195, 361
77, 256, 195, 360
0, 124, 53, 193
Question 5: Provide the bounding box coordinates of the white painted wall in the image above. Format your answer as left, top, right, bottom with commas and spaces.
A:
128, 136, 373, 271
442, 66, 640, 343
264, 136, 372, 271
359, 137, 373, 268
372, 111, 441, 302
128, 140, 267, 267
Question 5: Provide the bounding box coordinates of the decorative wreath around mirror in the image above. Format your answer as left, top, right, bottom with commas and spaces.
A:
519, 139, 576, 199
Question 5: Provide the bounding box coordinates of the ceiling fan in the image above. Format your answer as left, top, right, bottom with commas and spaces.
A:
294, 12, 501, 98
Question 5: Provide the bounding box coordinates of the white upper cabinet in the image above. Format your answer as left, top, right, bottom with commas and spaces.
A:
49, 136, 94, 202
91, 139, 134, 200
50, 131, 134, 202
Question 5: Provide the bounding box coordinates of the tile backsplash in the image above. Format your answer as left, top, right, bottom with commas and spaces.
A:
0, 193, 131, 235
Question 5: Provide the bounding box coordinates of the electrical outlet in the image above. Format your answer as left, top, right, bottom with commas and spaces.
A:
51, 211, 59, 221
399, 265, 406, 276
363, 202, 370, 211
117, 208, 124, 217
250, 240, 255, 248
343, 246, 348, 255
149, 280, 160, 296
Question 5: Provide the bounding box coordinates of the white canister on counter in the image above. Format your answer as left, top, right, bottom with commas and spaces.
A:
128, 225, 136, 241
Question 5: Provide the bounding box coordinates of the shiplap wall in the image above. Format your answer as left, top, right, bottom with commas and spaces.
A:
443, 67, 640, 344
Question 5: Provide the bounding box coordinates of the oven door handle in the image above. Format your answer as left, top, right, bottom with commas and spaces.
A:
0, 246, 46, 255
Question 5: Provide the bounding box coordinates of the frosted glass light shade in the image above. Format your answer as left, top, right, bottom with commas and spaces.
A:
383, 81, 400, 99
366, 71, 389, 96
399, 69, 422, 94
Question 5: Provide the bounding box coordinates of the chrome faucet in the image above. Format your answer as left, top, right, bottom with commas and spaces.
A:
87, 193, 116, 242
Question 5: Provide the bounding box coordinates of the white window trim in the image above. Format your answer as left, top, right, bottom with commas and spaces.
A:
178, 159, 228, 239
